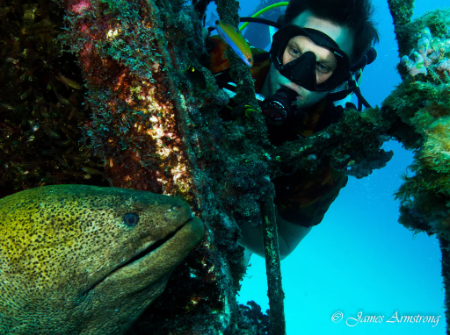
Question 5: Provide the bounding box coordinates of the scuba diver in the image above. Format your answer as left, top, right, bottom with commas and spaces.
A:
204, 0, 379, 259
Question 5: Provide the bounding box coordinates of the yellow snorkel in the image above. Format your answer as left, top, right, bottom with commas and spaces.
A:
239, 2, 289, 32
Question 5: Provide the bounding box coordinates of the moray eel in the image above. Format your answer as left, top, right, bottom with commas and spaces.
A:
0, 184, 204, 334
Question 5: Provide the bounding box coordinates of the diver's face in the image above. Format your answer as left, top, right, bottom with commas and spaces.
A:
263, 10, 354, 109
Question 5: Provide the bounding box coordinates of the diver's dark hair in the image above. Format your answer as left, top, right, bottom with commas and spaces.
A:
282, 0, 379, 65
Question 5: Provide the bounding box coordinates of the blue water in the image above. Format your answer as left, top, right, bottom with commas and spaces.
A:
217, 0, 448, 334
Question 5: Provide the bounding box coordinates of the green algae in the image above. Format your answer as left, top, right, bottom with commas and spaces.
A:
383, 7, 450, 237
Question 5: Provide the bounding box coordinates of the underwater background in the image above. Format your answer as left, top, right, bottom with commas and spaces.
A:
204, 0, 449, 334
0, 0, 447, 333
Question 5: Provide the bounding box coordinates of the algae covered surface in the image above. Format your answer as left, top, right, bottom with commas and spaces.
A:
382, 6, 450, 330
0, 0, 109, 197
383, 8, 450, 237
1, 0, 272, 333
1, 0, 450, 333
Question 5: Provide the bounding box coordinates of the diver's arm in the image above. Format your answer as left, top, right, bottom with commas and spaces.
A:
238, 213, 312, 260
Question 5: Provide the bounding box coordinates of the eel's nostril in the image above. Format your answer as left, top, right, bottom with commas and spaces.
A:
172, 203, 192, 218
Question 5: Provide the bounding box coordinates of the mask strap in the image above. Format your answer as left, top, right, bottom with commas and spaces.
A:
328, 74, 372, 111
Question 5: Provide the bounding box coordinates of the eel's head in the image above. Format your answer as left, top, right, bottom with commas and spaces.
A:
73, 185, 205, 308
0, 185, 204, 334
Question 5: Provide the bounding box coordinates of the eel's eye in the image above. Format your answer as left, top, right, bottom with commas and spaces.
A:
124, 213, 139, 226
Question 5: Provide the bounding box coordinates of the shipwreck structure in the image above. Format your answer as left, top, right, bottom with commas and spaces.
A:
0, 0, 449, 333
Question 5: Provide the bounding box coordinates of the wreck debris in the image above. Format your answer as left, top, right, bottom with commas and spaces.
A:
384, 3, 450, 332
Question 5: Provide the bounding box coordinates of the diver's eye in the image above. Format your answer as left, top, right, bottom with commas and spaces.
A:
289, 47, 300, 57
124, 213, 139, 226
316, 63, 330, 74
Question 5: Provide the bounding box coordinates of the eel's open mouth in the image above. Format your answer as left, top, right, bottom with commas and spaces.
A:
84, 218, 193, 295
118, 218, 193, 269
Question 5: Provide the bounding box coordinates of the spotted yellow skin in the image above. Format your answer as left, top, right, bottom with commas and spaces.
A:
0, 184, 204, 334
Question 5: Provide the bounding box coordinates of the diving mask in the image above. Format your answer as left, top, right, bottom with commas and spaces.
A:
270, 25, 351, 92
